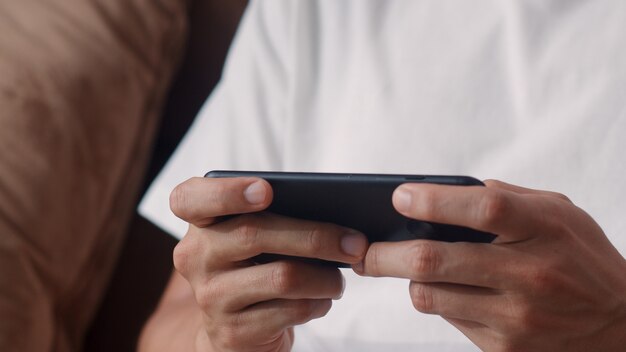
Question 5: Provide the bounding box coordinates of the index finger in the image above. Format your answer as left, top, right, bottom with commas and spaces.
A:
170, 177, 273, 227
392, 183, 556, 242
484, 179, 572, 203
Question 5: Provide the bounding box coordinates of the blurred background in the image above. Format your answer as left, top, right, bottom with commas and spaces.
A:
84, 2, 248, 350
0, 1, 247, 351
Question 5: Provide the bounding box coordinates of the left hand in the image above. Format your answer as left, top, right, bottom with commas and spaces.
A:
353, 180, 626, 351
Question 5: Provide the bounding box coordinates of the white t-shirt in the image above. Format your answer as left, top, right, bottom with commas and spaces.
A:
139, 1, 626, 351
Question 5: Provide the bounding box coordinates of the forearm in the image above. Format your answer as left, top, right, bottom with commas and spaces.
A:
138, 271, 212, 352
138, 293, 207, 352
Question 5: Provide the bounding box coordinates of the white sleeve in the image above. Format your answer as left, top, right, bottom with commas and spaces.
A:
138, 0, 292, 239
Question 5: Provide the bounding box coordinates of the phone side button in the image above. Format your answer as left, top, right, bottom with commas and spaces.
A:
404, 175, 426, 181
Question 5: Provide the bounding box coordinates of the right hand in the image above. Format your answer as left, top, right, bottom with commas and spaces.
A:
170, 177, 368, 352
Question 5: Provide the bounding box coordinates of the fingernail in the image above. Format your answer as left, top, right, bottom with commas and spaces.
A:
393, 187, 412, 212
337, 275, 346, 299
352, 261, 363, 274
244, 181, 266, 205
340, 230, 367, 257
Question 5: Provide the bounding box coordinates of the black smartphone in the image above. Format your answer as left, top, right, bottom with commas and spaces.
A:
205, 170, 496, 266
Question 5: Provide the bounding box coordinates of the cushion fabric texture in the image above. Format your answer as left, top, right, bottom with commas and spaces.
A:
0, 0, 188, 350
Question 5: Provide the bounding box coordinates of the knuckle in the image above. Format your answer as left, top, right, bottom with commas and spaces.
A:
482, 179, 501, 188
514, 304, 544, 334
407, 241, 440, 279
291, 300, 318, 323
232, 215, 262, 251
270, 261, 300, 294
477, 190, 510, 228
173, 228, 219, 279
169, 181, 192, 219
208, 192, 230, 217
524, 263, 564, 295
549, 191, 572, 203
195, 279, 222, 312
303, 227, 325, 253
172, 235, 195, 274
409, 282, 435, 313
504, 296, 546, 336
527, 267, 551, 288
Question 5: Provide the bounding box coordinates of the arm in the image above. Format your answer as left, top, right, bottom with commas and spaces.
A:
138, 271, 204, 351
356, 179, 626, 351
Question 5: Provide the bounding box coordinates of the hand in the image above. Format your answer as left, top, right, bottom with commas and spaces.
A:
354, 180, 626, 351
170, 177, 368, 352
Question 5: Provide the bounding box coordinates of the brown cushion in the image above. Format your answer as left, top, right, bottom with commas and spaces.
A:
0, 1, 187, 350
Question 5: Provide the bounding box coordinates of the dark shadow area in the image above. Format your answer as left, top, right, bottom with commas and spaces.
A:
82, 216, 177, 352
83, 1, 248, 350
